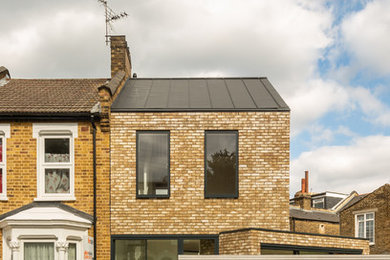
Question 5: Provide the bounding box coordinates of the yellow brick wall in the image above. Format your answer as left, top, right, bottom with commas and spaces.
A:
0, 121, 110, 260
110, 112, 290, 235
291, 219, 340, 235
219, 229, 369, 255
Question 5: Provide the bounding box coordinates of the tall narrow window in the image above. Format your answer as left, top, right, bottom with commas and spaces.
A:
33, 123, 77, 201
0, 124, 10, 200
205, 131, 238, 198
0, 136, 4, 195
356, 212, 375, 244
137, 131, 170, 198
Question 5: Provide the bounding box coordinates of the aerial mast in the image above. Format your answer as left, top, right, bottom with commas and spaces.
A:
97, 0, 128, 45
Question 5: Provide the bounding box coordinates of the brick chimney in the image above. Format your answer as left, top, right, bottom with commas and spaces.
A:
110, 35, 132, 78
292, 171, 312, 210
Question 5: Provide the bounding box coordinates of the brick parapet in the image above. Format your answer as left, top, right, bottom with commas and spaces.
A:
219, 229, 369, 255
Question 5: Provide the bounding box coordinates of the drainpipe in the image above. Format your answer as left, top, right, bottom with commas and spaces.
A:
91, 115, 97, 260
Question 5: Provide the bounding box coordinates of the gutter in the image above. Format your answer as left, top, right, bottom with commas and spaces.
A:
90, 115, 97, 260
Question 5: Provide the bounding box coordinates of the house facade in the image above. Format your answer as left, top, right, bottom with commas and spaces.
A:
109, 37, 369, 257
340, 184, 390, 254
1, 35, 370, 259
0, 37, 130, 260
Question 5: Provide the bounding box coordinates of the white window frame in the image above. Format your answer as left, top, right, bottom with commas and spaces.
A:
33, 123, 78, 201
355, 211, 375, 245
312, 197, 324, 208
0, 124, 10, 201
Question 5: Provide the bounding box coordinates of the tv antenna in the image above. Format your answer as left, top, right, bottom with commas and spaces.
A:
97, 0, 128, 45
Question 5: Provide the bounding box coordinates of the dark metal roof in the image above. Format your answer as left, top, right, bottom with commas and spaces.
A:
111, 77, 289, 112
290, 208, 339, 223
0, 201, 94, 222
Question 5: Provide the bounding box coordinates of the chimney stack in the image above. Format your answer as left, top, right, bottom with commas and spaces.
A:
305, 170, 309, 193
110, 35, 132, 78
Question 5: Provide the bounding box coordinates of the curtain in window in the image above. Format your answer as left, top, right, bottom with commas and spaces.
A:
45, 169, 70, 193
24, 243, 54, 260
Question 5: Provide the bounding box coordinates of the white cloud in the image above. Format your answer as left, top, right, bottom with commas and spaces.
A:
291, 135, 390, 196
342, 0, 390, 76
288, 79, 351, 135
350, 86, 390, 126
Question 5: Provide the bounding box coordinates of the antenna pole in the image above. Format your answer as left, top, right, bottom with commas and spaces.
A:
98, 0, 128, 45
105, 1, 109, 45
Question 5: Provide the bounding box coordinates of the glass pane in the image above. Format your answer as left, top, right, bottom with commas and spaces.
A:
0, 168, 2, 194
357, 215, 364, 221
45, 168, 70, 193
183, 239, 215, 255
300, 251, 330, 255
366, 220, 374, 242
45, 138, 70, 162
205, 132, 237, 196
147, 240, 177, 260
115, 240, 145, 260
0, 138, 3, 162
24, 243, 54, 260
261, 249, 294, 255
358, 221, 364, 238
137, 132, 169, 196
366, 213, 374, 219
68, 243, 76, 260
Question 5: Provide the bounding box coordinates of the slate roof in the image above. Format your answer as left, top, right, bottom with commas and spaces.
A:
111, 77, 289, 112
0, 78, 108, 115
338, 194, 367, 212
290, 208, 339, 223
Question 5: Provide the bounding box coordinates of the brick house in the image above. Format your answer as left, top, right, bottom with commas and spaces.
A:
0, 35, 370, 259
289, 171, 359, 236
109, 37, 369, 258
340, 184, 390, 254
0, 39, 129, 260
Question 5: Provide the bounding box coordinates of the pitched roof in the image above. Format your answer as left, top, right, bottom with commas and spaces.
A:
290, 208, 339, 223
111, 77, 289, 112
0, 78, 108, 115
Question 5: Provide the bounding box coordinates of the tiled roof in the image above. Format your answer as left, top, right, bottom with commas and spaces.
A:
290, 208, 339, 223
112, 77, 289, 112
0, 78, 108, 114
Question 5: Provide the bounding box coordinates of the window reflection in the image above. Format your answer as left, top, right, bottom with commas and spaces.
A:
205, 132, 238, 197
137, 132, 169, 197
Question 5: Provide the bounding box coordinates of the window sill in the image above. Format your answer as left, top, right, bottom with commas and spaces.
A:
34, 196, 76, 202
0, 195, 8, 201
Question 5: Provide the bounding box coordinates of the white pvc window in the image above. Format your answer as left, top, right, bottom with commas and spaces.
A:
312, 198, 324, 209
33, 123, 77, 201
356, 212, 375, 244
0, 124, 10, 201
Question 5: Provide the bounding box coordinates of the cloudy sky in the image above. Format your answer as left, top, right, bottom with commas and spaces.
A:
1, 0, 389, 197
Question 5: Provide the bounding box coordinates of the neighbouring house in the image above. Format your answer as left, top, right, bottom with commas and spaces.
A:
340, 184, 390, 254
109, 37, 369, 258
0, 36, 130, 260
289, 171, 359, 236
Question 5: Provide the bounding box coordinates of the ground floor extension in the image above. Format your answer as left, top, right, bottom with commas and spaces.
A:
111, 228, 369, 259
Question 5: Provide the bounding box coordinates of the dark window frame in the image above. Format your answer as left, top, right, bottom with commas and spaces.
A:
204, 130, 239, 199
136, 130, 170, 199
111, 234, 219, 258
261, 243, 363, 255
